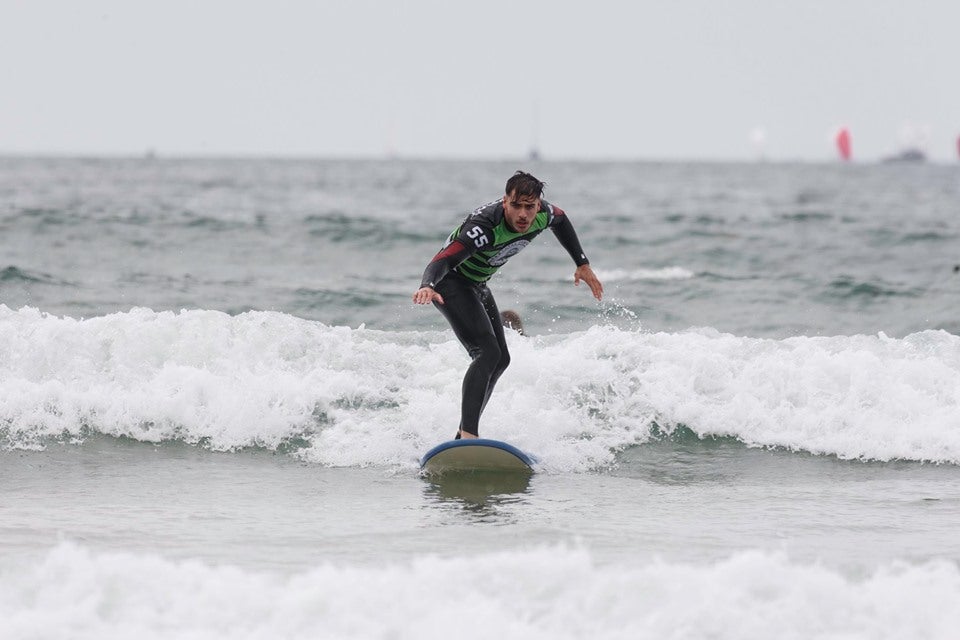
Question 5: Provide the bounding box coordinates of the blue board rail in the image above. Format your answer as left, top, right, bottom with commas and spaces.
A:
420, 439, 536, 474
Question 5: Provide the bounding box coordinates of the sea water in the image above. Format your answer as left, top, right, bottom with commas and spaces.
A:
2, 157, 960, 638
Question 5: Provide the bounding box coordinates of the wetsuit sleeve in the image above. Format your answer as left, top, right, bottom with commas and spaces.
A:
419, 222, 493, 289
548, 206, 590, 267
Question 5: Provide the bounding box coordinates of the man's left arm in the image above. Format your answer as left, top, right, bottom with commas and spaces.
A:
548, 205, 603, 301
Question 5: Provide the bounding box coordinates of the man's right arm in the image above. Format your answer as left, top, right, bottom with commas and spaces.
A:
420, 239, 469, 290
419, 222, 493, 289
414, 223, 490, 304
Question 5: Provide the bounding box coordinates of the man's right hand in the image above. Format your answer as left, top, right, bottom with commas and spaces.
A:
412, 287, 445, 305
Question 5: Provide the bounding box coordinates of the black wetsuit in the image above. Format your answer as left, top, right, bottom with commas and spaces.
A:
420, 198, 590, 436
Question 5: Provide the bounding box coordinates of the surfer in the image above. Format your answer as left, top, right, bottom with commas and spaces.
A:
500, 310, 524, 336
413, 171, 603, 440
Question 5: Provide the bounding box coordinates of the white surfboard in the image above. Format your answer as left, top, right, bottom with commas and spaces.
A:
420, 439, 536, 475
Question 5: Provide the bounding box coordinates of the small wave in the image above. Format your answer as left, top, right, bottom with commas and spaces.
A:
183, 215, 248, 231
303, 212, 436, 244
3, 543, 959, 640
293, 287, 391, 310
0, 266, 71, 286
900, 231, 956, 243
827, 276, 921, 300
779, 211, 834, 222
593, 267, 694, 282
14, 207, 75, 226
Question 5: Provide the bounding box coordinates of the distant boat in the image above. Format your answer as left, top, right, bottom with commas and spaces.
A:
884, 122, 930, 163
956, 135, 960, 160
882, 148, 926, 163
835, 128, 852, 161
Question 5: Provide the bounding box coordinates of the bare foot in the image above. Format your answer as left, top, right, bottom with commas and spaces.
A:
458, 431, 479, 439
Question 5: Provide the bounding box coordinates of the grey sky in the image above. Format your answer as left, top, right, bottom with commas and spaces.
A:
3, 0, 959, 161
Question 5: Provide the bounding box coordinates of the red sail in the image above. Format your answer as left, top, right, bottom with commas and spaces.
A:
836, 128, 852, 161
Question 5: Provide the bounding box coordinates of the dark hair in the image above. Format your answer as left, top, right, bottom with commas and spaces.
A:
505, 171, 545, 199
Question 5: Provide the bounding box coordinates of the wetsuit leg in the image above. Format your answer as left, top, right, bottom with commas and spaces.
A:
433, 273, 511, 436
476, 284, 511, 416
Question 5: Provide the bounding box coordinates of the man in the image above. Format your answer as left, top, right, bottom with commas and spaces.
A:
412, 171, 603, 440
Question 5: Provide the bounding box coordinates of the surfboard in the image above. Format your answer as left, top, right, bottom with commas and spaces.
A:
420, 439, 536, 475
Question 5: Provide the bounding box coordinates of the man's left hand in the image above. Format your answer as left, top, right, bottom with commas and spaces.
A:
574, 265, 604, 301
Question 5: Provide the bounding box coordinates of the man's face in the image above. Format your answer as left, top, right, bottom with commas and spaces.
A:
502, 190, 540, 233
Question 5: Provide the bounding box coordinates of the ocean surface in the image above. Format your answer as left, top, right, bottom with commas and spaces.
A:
2, 156, 960, 638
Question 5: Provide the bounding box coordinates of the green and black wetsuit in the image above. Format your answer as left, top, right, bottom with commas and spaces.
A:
420, 198, 591, 436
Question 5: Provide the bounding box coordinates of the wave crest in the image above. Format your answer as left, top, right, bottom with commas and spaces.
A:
2, 306, 960, 468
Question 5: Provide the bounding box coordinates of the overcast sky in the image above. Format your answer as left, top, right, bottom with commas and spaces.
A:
3, 0, 959, 161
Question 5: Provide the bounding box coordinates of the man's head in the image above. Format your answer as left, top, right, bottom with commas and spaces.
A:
500, 309, 525, 336
502, 171, 544, 234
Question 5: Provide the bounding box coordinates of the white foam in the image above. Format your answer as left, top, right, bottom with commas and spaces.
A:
507, 325, 960, 468
2, 543, 958, 640
2, 306, 960, 468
